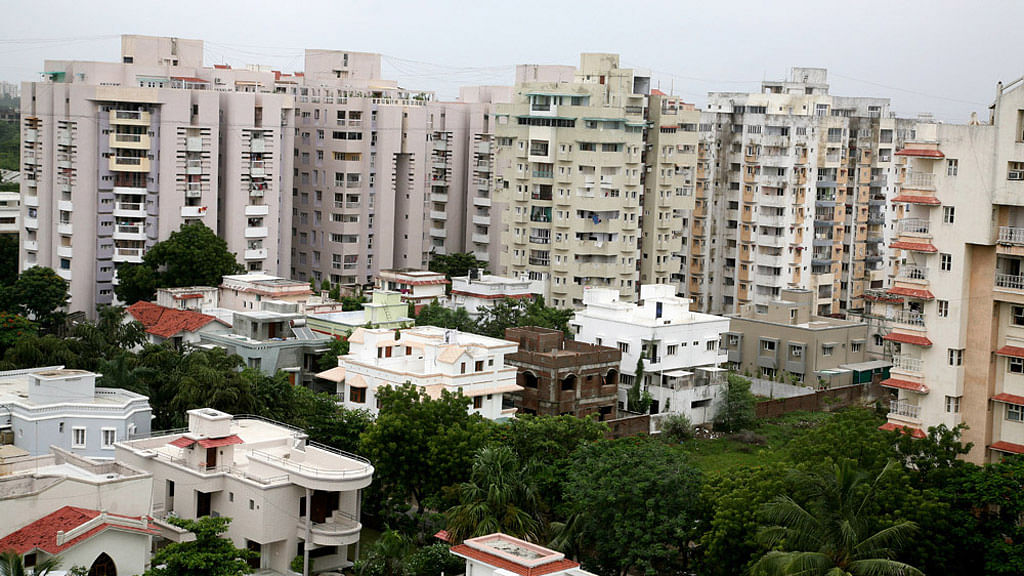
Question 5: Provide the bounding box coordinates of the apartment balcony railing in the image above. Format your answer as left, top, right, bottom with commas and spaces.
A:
995, 273, 1024, 291
893, 310, 926, 328
898, 218, 930, 235
891, 355, 923, 373
897, 265, 929, 282
905, 172, 935, 189
889, 400, 921, 419
998, 226, 1024, 245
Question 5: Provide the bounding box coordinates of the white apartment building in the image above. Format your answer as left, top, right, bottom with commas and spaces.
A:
335, 325, 521, 420
117, 408, 374, 575
0, 367, 151, 457
687, 68, 909, 317
571, 284, 730, 424
450, 533, 597, 576
0, 447, 154, 576
20, 35, 295, 315
374, 268, 449, 313
449, 270, 542, 318
495, 54, 699, 308
876, 76, 1024, 462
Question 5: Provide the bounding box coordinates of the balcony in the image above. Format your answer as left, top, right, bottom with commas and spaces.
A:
109, 109, 151, 126
251, 138, 266, 153
472, 214, 490, 226
429, 193, 448, 203
113, 202, 147, 218
109, 156, 150, 172
186, 159, 203, 175
245, 227, 269, 238
180, 206, 208, 218
430, 210, 448, 221
251, 161, 266, 178
473, 196, 492, 207
888, 400, 921, 420
893, 310, 926, 328
245, 248, 269, 260
23, 240, 38, 251
891, 355, 923, 373
23, 216, 38, 230
897, 265, 929, 283
57, 222, 73, 235
109, 133, 150, 150
297, 512, 361, 547
903, 172, 935, 190
57, 245, 73, 258
245, 204, 270, 216
429, 228, 446, 238
995, 273, 1024, 292
898, 218, 930, 236
113, 186, 147, 197
999, 226, 1024, 245
56, 268, 71, 281
186, 136, 204, 152
24, 128, 37, 142
186, 184, 203, 198
472, 233, 490, 244
113, 247, 143, 263
113, 224, 145, 241
246, 441, 373, 491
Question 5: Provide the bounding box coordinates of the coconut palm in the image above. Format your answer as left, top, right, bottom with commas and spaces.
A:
357, 528, 412, 576
751, 461, 923, 576
0, 550, 61, 576
445, 446, 542, 543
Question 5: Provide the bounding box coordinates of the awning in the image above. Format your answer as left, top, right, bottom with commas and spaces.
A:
840, 360, 892, 371
891, 241, 938, 253
197, 435, 243, 449
347, 374, 368, 389
895, 148, 944, 158
880, 378, 929, 393
315, 366, 346, 383
995, 345, 1024, 358
990, 441, 1024, 455
888, 286, 935, 300
883, 332, 933, 347
463, 383, 524, 397
879, 422, 926, 439
892, 195, 941, 205
169, 437, 196, 448
992, 393, 1024, 405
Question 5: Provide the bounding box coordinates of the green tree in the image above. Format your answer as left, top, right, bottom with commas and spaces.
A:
69, 305, 147, 370
626, 355, 652, 414
445, 446, 542, 543
360, 384, 493, 521
354, 528, 412, 576
116, 223, 244, 303
341, 295, 365, 311
751, 461, 922, 576
428, 251, 486, 279
0, 312, 36, 356
400, 542, 464, 576
0, 234, 17, 286
474, 297, 574, 339
317, 337, 350, 371
0, 550, 61, 576
144, 516, 257, 576
414, 300, 476, 333
169, 348, 253, 421
7, 266, 68, 332
714, 373, 757, 432
565, 438, 704, 575
0, 334, 81, 371
657, 412, 693, 442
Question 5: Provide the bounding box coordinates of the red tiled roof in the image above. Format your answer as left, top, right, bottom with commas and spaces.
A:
173, 293, 204, 300
990, 441, 1024, 454
992, 393, 1024, 406
880, 378, 929, 393
0, 506, 155, 555
892, 195, 941, 205
449, 544, 579, 576
197, 434, 243, 448
650, 88, 667, 96
887, 286, 935, 300
879, 422, 926, 439
895, 148, 945, 158
434, 530, 451, 542
127, 301, 226, 338
891, 241, 938, 253
171, 76, 208, 83
169, 436, 195, 448
883, 332, 933, 347
996, 345, 1024, 358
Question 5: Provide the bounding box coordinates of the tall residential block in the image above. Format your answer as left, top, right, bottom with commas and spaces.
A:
495, 54, 698, 308
20, 35, 294, 315
877, 76, 1024, 462
686, 68, 905, 317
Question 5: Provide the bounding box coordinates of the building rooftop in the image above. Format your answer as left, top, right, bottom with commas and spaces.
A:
0, 447, 149, 500
450, 533, 587, 576
0, 506, 155, 555
0, 367, 148, 410
575, 286, 728, 328
127, 301, 228, 338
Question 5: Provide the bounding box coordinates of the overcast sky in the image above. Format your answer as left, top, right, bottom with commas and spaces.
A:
2, 0, 1020, 122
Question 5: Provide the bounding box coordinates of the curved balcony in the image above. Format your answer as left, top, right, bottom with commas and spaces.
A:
297, 512, 361, 547
246, 441, 374, 491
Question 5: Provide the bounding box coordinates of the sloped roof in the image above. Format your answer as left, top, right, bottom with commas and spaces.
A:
883, 332, 933, 347
0, 506, 155, 555
127, 301, 227, 339
891, 241, 938, 253
316, 366, 346, 383
887, 286, 935, 300
437, 345, 468, 364
995, 345, 1024, 358
449, 543, 580, 576
990, 440, 1024, 454
879, 422, 926, 439
880, 378, 929, 393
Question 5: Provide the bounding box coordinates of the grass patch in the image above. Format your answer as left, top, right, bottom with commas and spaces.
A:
683, 411, 837, 473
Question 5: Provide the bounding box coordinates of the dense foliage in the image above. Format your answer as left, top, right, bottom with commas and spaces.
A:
427, 251, 486, 279
143, 516, 256, 576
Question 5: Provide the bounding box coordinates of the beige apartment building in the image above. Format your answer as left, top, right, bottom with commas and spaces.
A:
686, 68, 908, 317
877, 76, 1024, 462
723, 288, 869, 385
495, 54, 698, 308
20, 35, 294, 315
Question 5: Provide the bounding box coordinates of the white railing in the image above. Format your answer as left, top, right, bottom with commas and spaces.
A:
899, 218, 930, 235
897, 265, 928, 281
893, 310, 926, 327
999, 226, 1024, 244
995, 273, 1024, 291
905, 172, 935, 188
892, 355, 923, 372
889, 400, 921, 419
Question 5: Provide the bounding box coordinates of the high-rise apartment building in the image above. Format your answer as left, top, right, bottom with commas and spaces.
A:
686, 68, 904, 317
20, 35, 294, 315
878, 76, 1024, 462
495, 54, 698, 308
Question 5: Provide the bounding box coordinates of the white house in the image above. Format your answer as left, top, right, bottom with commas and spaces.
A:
0, 367, 152, 458
572, 285, 731, 425
448, 271, 542, 319
450, 533, 597, 576
374, 269, 449, 313
335, 326, 522, 420
116, 408, 374, 575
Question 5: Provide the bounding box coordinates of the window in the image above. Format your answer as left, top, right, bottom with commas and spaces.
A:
617, 342, 630, 353
790, 345, 803, 358
473, 396, 483, 410
946, 159, 958, 176
349, 387, 365, 403
943, 206, 955, 224
938, 300, 949, 318
940, 253, 952, 271
761, 340, 776, 352
1009, 357, 1024, 374
101, 428, 116, 449
667, 345, 678, 356
1009, 161, 1024, 180
229, 492, 234, 502
249, 499, 255, 510
851, 342, 862, 353
461, 362, 467, 374
475, 360, 484, 372
72, 427, 86, 448
1013, 306, 1024, 326
948, 348, 964, 366
1008, 404, 1024, 422
822, 345, 834, 357
706, 340, 717, 351
945, 395, 961, 413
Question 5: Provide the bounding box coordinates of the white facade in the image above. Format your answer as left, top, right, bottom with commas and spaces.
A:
451, 533, 596, 576
116, 408, 374, 575
0, 367, 151, 458
374, 269, 449, 312
448, 271, 542, 318
572, 284, 730, 423
336, 326, 521, 420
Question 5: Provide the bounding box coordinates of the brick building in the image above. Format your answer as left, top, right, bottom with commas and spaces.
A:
503, 326, 621, 420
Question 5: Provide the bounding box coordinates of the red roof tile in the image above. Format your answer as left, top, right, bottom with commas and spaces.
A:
996, 345, 1024, 358
891, 241, 938, 253
879, 422, 926, 439
990, 441, 1024, 454
895, 148, 945, 158
171, 76, 208, 83
992, 393, 1024, 405
883, 332, 933, 347
880, 378, 929, 393
0, 506, 154, 555
197, 434, 243, 448
887, 286, 935, 300
127, 301, 226, 339
433, 530, 451, 542
449, 544, 579, 576
169, 436, 195, 448
892, 195, 941, 205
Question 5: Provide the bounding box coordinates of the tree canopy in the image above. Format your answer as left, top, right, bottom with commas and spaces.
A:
474, 296, 574, 338
144, 516, 256, 576
427, 251, 486, 279
4, 266, 69, 332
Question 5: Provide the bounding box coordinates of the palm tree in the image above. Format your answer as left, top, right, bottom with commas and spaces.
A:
357, 528, 411, 576
751, 461, 923, 576
445, 446, 542, 543
0, 550, 61, 576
